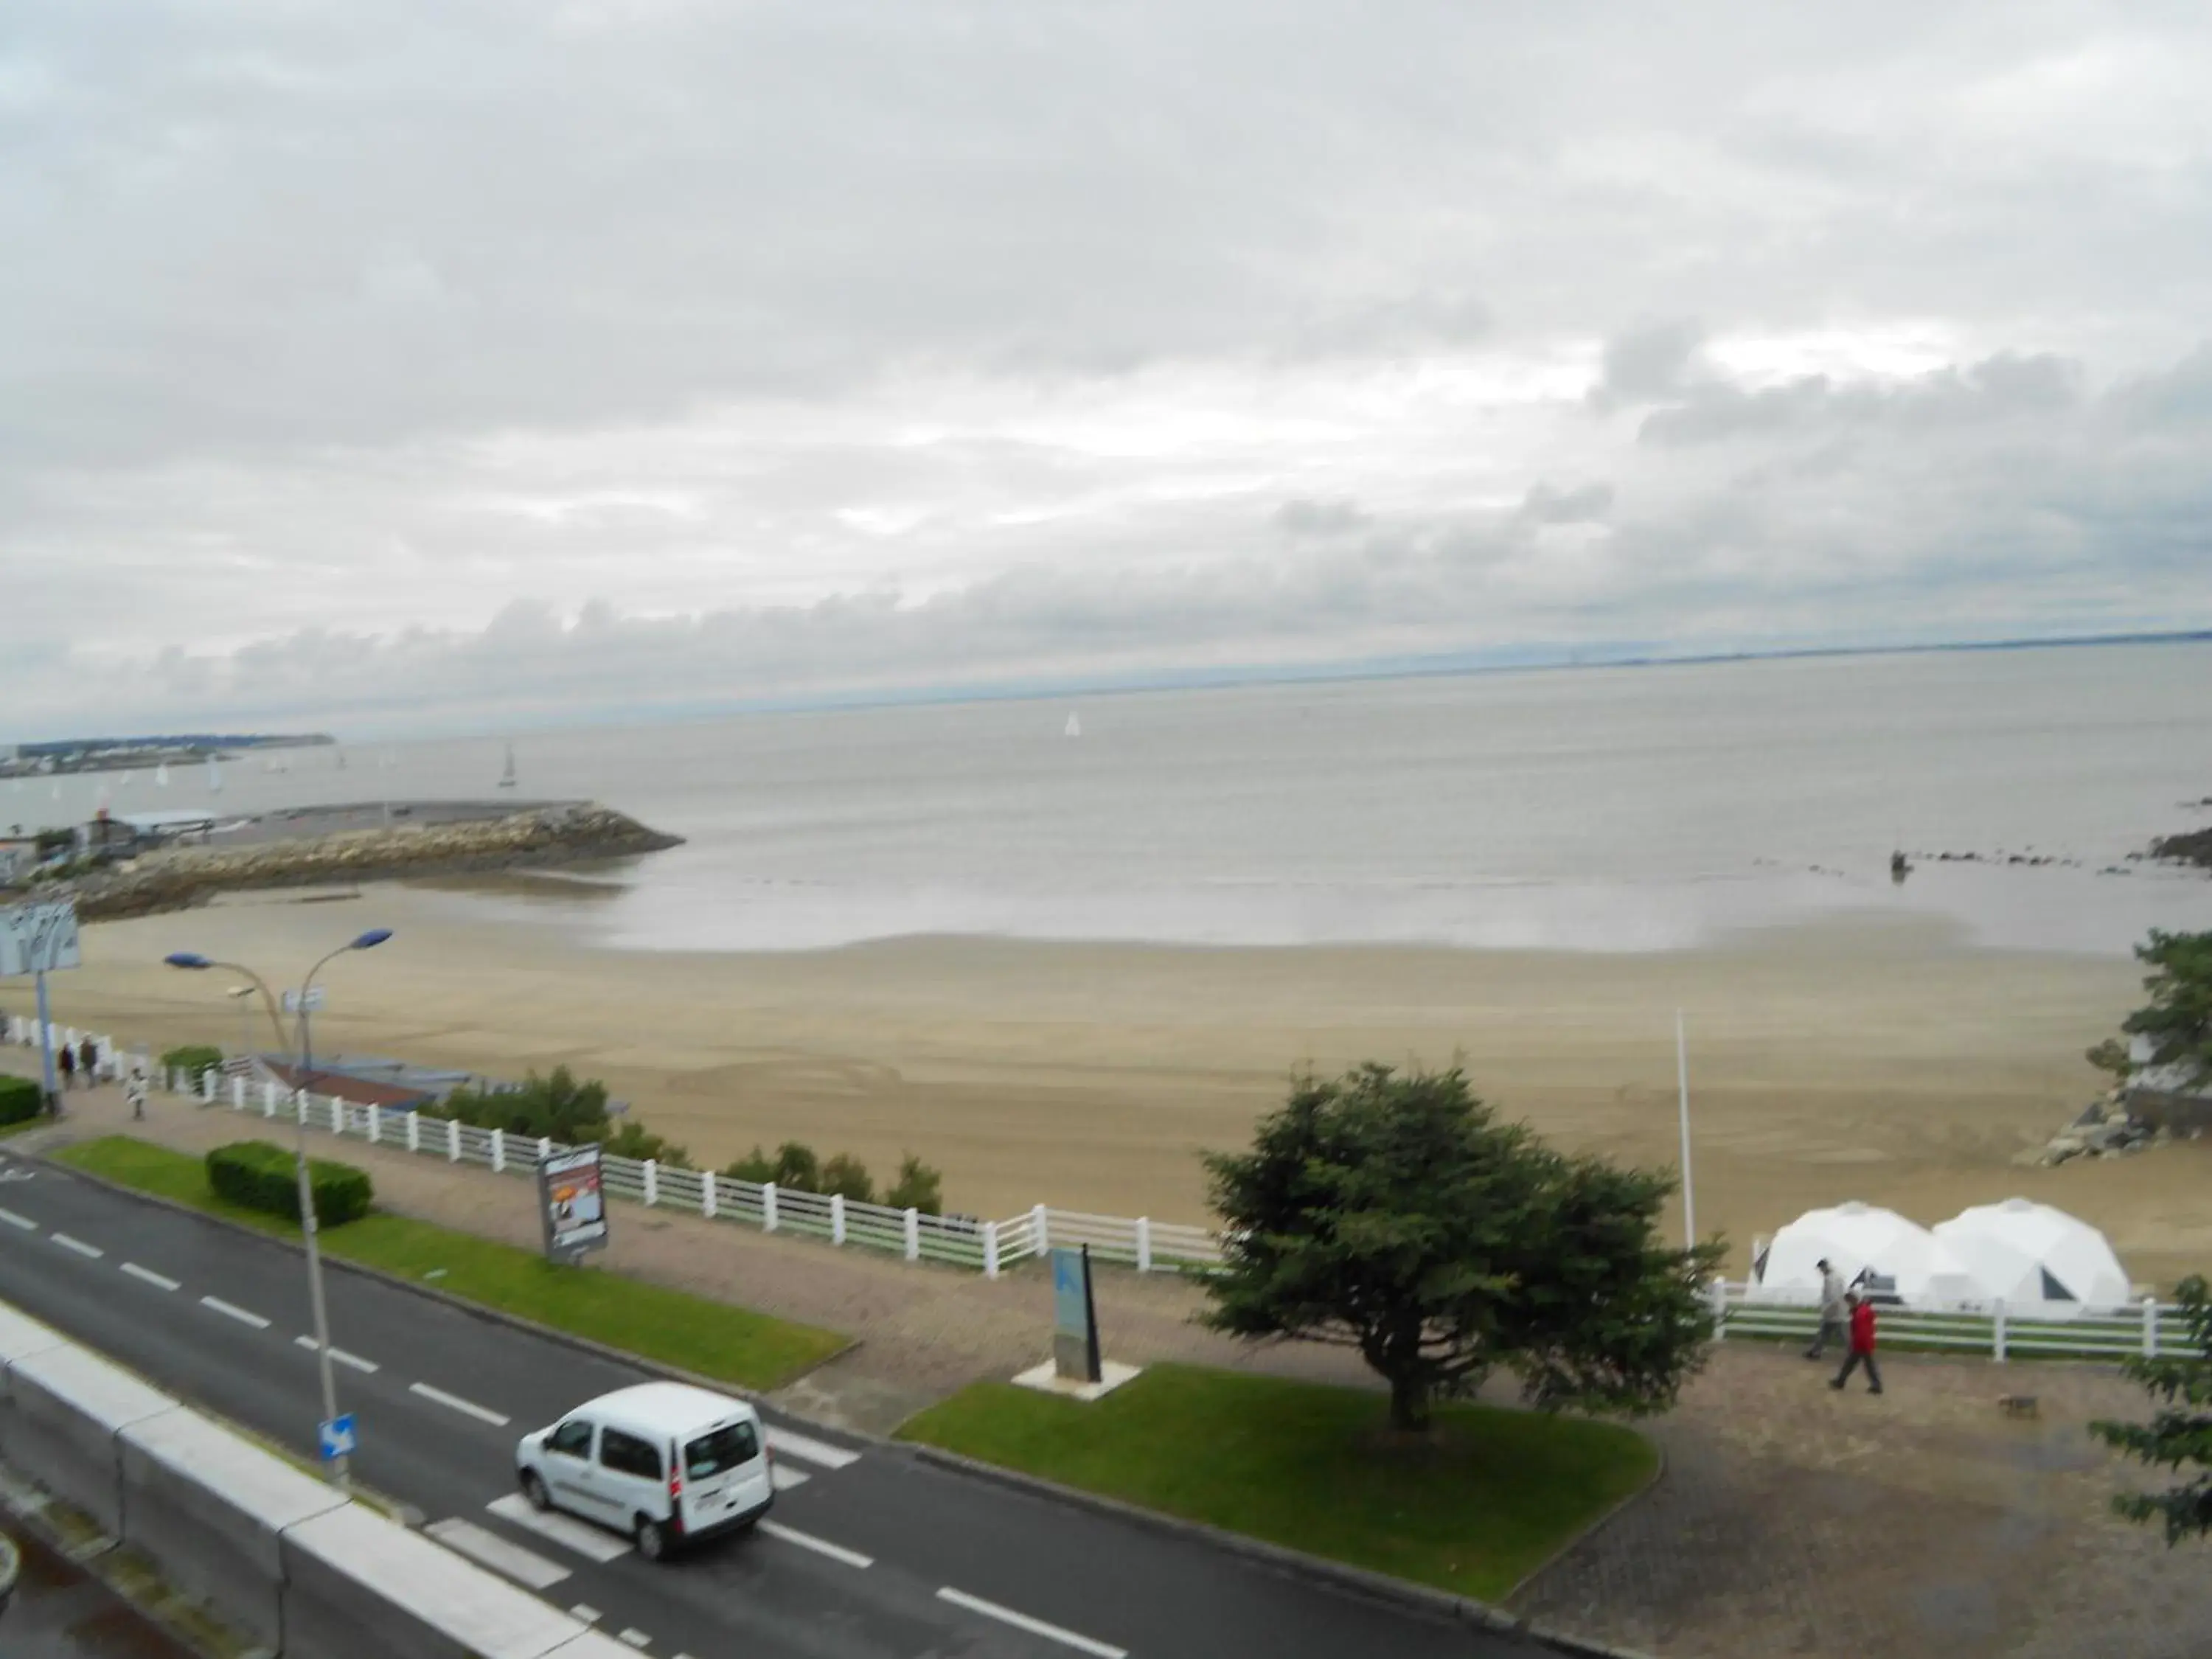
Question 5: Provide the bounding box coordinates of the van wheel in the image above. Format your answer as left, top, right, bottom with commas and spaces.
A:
521, 1471, 551, 1512
634, 1516, 667, 1562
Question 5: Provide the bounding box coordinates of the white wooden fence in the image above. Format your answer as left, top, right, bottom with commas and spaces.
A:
4, 1017, 1224, 1279
7, 1017, 2203, 1354
1712, 1281, 2197, 1362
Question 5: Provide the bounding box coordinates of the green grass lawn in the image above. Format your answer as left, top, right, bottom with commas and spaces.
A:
897, 1362, 1658, 1601
52, 1136, 849, 1393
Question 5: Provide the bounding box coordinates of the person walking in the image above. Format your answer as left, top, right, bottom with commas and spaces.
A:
1806, 1258, 1848, 1359
57, 1041, 75, 1091
1830, 1290, 1883, 1394
77, 1036, 98, 1082
124, 1067, 147, 1121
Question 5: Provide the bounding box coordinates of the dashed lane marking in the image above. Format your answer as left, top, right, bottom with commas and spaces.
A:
51, 1232, 103, 1259
409, 1381, 509, 1426
484, 1495, 632, 1563
293, 1335, 379, 1372
0, 1207, 35, 1230
769, 1464, 810, 1492
199, 1296, 271, 1329
935, 1588, 1128, 1659
424, 1518, 571, 1590
758, 1520, 874, 1569
121, 1262, 181, 1291
762, 1427, 860, 1470
617, 1632, 651, 1650
571, 1604, 602, 1624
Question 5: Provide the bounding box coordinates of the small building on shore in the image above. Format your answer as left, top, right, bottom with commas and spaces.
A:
244, 1057, 435, 1115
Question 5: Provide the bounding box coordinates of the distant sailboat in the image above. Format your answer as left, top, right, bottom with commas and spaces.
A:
1064, 712, 1082, 739
498, 742, 518, 789
155, 762, 170, 787
206, 755, 223, 793
335, 748, 347, 771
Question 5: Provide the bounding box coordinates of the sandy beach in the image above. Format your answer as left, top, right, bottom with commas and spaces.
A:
20, 877, 2210, 1290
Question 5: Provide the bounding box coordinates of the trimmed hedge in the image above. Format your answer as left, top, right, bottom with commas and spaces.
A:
0, 1076, 43, 1126
205, 1140, 373, 1228
162, 1045, 226, 1089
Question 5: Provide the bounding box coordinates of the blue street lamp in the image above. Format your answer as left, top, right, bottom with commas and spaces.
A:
164, 928, 392, 1486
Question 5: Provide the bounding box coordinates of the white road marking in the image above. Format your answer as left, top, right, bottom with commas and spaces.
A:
425, 1518, 571, 1590
570, 1604, 602, 1624
51, 1232, 103, 1259
121, 1262, 181, 1291
935, 1588, 1127, 1659
199, 1296, 271, 1329
485, 1495, 631, 1563
763, 1426, 860, 1470
768, 1463, 810, 1491
758, 1520, 874, 1569
293, 1335, 379, 1373
0, 1207, 35, 1230
409, 1381, 509, 1425
617, 1632, 651, 1650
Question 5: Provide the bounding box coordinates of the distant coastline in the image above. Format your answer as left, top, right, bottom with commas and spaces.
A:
0, 733, 335, 779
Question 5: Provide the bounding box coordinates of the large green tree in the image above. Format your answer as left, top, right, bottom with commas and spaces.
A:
2092, 1275, 2212, 1542
1203, 1063, 1722, 1432
2121, 930, 2212, 1091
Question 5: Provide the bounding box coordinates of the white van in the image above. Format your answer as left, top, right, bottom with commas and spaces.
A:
515, 1382, 775, 1560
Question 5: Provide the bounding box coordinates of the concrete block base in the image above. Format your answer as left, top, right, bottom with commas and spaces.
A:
1010, 1360, 1143, 1402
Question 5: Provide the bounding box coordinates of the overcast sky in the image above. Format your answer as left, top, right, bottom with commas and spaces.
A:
5, 1, 2211, 737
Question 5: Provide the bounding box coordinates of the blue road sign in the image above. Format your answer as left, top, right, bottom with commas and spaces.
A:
319, 1413, 358, 1461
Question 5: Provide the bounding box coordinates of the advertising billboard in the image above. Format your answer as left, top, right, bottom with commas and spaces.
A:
538, 1144, 610, 1265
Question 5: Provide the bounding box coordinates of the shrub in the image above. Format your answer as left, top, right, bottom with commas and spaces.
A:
817, 1153, 874, 1205
603, 1119, 693, 1169
883, 1153, 945, 1217
772, 1141, 821, 1192
0, 1076, 44, 1126
719, 1145, 777, 1185
205, 1140, 373, 1228
161, 1045, 226, 1090
431, 1065, 609, 1143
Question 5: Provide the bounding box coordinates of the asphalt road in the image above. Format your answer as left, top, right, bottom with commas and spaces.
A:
0, 1153, 1538, 1659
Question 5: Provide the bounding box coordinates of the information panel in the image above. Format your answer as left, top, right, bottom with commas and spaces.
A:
0, 900, 80, 979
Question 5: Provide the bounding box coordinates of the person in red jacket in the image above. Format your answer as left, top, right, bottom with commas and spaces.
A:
1829, 1290, 1883, 1394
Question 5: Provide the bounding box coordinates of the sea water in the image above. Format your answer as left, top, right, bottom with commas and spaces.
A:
15, 641, 2212, 954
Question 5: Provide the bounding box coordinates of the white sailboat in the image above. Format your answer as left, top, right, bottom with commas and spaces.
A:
155, 762, 170, 787
498, 742, 518, 789
1065, 712, 1082, 739
206, 755, 223, 793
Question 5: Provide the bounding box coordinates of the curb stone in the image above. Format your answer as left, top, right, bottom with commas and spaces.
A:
36, 1147, 1660, 1658
29, 1146, 876, 1439
905, 1444, 1660, 1659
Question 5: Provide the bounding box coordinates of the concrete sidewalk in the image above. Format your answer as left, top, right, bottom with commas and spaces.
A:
9, 1056, 2208, 1658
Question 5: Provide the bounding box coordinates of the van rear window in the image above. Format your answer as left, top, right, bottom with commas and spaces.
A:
685, 1422, 762, 1479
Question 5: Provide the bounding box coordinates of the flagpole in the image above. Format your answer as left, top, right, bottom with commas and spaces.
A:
1676, 1009, 1695, 1249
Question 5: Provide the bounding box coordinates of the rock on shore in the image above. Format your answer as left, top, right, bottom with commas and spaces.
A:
68, 803, 682, 922
2148, 824, 2212, 870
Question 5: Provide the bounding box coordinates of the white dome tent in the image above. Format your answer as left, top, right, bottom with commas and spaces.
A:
1933, 1198, 2132, 1321
1749, 1200, 1986, 1310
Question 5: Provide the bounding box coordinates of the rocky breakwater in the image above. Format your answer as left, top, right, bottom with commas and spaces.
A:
68, 804, 682, 922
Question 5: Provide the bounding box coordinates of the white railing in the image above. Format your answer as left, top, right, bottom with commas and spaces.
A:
4, 1016, 1222, 1279
1714, 1281, 2197, 1363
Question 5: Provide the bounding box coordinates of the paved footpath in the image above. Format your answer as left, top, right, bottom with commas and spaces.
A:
10, 1059, 2212, 1657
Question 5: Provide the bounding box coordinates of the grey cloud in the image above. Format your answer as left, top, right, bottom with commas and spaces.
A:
7, 1, 2212, 733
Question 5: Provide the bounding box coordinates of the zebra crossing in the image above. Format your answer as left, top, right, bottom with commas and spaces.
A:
428, 1426, 863, 1591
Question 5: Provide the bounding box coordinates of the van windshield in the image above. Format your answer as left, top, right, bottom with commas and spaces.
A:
684, 1422, 761, 1480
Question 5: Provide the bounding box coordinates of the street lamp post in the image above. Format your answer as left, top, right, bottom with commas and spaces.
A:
164, 928, 392, 1487
226, 985, 255, 1068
